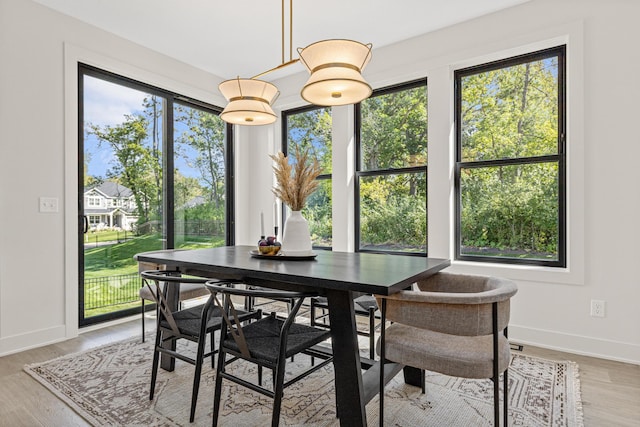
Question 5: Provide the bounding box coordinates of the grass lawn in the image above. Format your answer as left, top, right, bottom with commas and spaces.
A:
84, 229, 134, 245
83, 233, 225, 318
84, 233, 225, 278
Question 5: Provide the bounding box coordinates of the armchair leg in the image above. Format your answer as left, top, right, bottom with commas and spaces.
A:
504, 327, 509, 426
190, 336, 207, 422
369, 307, 375, 360
141, 299, 145, 343
493, 373, 500, 426
503, 369, 509, 426
149, 329, 162, 400
379, 298, 386, 427
272, 363, 287, 427
210, 331, 216, 368
212, 350, 226, 427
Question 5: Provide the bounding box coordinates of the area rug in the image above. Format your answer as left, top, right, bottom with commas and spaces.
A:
24, 338, 584, 426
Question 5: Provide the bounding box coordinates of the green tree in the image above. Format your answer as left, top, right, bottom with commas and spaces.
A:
460, 56, 560, 256
286, 108, 333, 246
175, 106, 227, 210
358, 83, 427, 251
286, 108, 332, 173
88, 115, 159, 223
361, 86, 427, 174
143, 96, 164, 219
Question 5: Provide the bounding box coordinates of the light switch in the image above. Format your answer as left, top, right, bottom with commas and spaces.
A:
39, 197, 59, 213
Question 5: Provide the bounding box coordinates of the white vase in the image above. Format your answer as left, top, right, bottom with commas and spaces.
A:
281, 211, 313, 256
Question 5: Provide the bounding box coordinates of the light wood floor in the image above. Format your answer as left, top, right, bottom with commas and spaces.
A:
0, 319, 638, 426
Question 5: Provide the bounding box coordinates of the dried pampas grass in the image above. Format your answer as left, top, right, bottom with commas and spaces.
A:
270, 147, 321, 211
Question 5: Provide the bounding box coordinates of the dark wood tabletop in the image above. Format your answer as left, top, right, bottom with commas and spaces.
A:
135, 245, 450, 295
135, 245, 450, 426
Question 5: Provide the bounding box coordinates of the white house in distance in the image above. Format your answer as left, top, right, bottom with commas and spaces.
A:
84, 181, 138, 231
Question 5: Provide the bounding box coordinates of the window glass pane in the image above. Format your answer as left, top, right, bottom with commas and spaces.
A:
286, 107, 332, 174
80, 67, 230, 326
285, 107, 332, 248
460, 56, 559, 162
360, 86, 427, 171
459, 162, 559, 261
302, 179, 332, 248
82, 77, 164, 320
359, 172, 426, 253
173, 103, 227, 249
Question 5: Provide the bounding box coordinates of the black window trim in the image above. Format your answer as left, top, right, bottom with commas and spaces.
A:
453, 45, 566, 267
354, 78, 428, 257
281, 104, 333, 250
78, 63, 234, 326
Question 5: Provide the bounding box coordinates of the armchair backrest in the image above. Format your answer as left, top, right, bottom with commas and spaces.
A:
379, 272, 517, 337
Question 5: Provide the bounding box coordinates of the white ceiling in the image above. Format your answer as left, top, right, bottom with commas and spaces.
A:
33, 0, 529, 79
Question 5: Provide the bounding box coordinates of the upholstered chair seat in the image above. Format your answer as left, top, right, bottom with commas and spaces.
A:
376, 272, 517, 427
382, 324, 510, 379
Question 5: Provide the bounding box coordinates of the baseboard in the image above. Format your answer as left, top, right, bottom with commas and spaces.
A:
0, 325, 68, 357
79, 314, 139, 333
509, 325, 640, 365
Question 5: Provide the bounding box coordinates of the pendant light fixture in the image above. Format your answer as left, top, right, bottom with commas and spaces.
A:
219, 78, 279, 125
297, 39, 372, 106
218, 0, 372, 126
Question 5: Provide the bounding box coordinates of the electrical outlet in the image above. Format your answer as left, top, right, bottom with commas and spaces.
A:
39, 197, 59, 213
590, 299, 605, 318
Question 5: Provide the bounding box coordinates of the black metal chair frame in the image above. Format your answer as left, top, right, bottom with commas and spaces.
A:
206, 282, 334, 427
141, 270, 259, 423
244, 285, 294, 314
310, 294, 380, 360
139, 279, 209, 342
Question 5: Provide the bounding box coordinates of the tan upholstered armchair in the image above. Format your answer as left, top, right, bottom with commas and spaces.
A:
376, 272, 517, 426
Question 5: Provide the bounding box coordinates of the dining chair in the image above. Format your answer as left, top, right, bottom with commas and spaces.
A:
375, 272, 517, 427
139, 276, 209, 343
137, 258, 210, 343
205, 281, 334, 427
310, 294, 380, 359
244, 285, 293, 314
141, 270, 260, 423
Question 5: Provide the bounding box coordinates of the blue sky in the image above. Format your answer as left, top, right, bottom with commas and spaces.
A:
83, 75, 199, 182
83, 76, 148, 179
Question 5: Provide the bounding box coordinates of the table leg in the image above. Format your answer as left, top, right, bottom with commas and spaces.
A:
160, 280, 181, 371
326, 289, 367, 427
403, 366, 423, 387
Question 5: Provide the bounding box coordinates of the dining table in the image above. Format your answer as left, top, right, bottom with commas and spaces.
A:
135, 245, 450, 426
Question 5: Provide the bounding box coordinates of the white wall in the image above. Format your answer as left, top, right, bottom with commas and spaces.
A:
247, 0, 640, 364
1, 0, 638, 363
0, 0, 226, 353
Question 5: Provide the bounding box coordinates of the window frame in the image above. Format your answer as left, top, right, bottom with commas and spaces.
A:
79, 63, 235, 248
453, 45, 566, 267
354, 78, 428, 256
281, 104, 333, 250
78, 63, 235, 326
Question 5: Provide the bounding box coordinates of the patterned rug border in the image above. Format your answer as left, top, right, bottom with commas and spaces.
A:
564, 356, 584, 427
23, 336, 585, 426
24, 337, 143, 426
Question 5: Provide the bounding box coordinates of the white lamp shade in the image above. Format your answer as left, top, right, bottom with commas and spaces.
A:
218, 78, 279, 125
298, 39, 372, 106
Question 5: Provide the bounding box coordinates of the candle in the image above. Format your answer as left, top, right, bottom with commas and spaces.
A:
273, 202, 278, 228
260, 211, 264, 237
274, 200, 280, 239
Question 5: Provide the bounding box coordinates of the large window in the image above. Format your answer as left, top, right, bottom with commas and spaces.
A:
282, 105, 332, 249
454, 46, 566, 266
355, 79, 428, 254
79, 64, 233, 325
